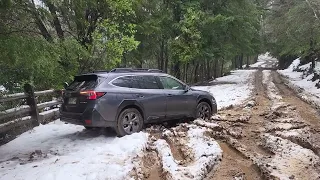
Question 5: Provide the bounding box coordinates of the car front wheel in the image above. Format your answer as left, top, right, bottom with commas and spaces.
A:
116, 108, 144, 137
196, 102, 212, 120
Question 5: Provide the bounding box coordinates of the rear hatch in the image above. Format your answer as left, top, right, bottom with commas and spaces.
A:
62, 74, 105, 113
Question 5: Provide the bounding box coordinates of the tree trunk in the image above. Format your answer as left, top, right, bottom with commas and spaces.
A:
239, 53, 244, 69
164, 41, 169, 73
220, 59, 224, 77
206, 59, 210, 80
160, 38, 165, 70
173, 61, 181, 79
254, 55, 258, 63
185, 63, 189, 83
214, 59, 218, 79
310, 39, 316, 70
194, 62, 199, 83
44, 0, 64, 40
234, 56, 238, 69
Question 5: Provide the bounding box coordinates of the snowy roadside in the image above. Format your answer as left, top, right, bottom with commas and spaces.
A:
192, 70, 256, 109
278, 59, 320, 108
0, 120, 148, 180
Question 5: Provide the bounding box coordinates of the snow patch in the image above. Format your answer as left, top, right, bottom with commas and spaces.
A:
0, 85, 5, 92
155, 127, 222, 180
0, 119, 148, 180
193, 70, 255, 109
261, 134, 319, 180
262, 70, 282, 101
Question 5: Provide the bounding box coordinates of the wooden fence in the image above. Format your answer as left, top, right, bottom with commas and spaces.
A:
0, 84, 62, 145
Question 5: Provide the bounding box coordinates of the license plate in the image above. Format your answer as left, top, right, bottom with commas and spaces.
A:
68, 97, 77, 104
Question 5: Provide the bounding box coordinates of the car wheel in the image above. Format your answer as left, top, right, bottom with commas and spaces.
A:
116, 108, 144, 137
196, 102, 212, 120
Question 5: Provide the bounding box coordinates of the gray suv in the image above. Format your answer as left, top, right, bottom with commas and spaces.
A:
60, 68, 217, 136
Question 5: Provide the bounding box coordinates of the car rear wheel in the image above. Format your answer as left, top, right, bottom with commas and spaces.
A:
196, 102, 212, 120
116, 108, 144, 137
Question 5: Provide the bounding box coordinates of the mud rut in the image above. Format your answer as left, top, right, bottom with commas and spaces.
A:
131, 70, 320, 180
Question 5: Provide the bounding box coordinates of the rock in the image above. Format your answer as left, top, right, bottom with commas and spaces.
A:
245, 100, 256, 108
289, 175, 295, 179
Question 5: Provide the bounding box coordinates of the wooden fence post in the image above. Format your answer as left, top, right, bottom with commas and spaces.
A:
24, 83, 40, 126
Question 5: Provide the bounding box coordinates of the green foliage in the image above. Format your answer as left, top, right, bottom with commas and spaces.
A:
93, 19, 139, 69
0, 0, 263, 92
265, 0, 320, 67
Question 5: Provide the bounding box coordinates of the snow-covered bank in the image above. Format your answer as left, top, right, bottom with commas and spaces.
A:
0, 120, 148, 180
278, 59, 320, 107
192, 70, 256, 109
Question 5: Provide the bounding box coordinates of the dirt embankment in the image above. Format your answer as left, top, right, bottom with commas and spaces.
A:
131, 70, 320, 180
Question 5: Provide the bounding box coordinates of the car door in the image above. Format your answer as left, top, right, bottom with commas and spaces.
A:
158, 75, 193, 119
132, 75, 167, 122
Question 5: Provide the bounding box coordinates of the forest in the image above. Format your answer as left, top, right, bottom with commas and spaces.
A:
0, 0, 319, 92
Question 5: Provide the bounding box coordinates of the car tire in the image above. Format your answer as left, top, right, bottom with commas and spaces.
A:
116, 108, 144, 137
196, 102, 212, 120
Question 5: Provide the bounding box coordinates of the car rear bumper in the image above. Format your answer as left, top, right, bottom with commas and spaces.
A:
60, 110, 116, 128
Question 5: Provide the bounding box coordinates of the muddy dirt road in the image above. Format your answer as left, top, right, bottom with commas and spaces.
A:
133, 70, 320, 180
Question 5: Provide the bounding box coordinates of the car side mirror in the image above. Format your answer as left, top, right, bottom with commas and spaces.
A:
63, 82, 69, 89
184, 85, 190, 92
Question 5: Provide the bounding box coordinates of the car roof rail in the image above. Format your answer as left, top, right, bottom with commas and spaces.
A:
91, 70, 109, 73
110, 68, 163, 73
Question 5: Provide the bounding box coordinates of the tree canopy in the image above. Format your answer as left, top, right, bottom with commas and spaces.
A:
0, 0, 296, 92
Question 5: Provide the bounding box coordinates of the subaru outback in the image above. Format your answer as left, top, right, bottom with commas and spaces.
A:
60, 68, 217, 136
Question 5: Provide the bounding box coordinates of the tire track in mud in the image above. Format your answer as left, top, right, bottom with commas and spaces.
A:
206, 70, 271, 180
271, 71, 320, 157
272, 71, 320, 127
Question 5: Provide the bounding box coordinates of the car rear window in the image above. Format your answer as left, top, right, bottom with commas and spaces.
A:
67, 75, 102, 91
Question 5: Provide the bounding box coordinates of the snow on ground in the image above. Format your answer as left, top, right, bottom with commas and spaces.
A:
155, 125, 222, 180
250, 52, 278, 68
261, 134, 319, 179
0, 120, 148, 180
262, 70, 282, 101
278, 59, 320, 107
192, 70, 256, 109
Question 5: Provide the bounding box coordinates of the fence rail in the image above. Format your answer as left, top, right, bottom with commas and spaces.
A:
0, 84, 62, 145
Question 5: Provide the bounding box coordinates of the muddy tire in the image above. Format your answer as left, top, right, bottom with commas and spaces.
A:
196, 102, 212, 120
115, 108, 144, 137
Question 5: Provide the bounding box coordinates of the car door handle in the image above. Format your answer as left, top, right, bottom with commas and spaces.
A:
135, 94, 144, 98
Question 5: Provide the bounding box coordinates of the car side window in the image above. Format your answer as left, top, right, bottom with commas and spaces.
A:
135, 76, 160, 89
159, 76, 184, 90
111, 76, 139, 88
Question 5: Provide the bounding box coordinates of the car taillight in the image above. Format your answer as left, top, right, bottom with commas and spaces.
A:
80, 91, 106, 100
